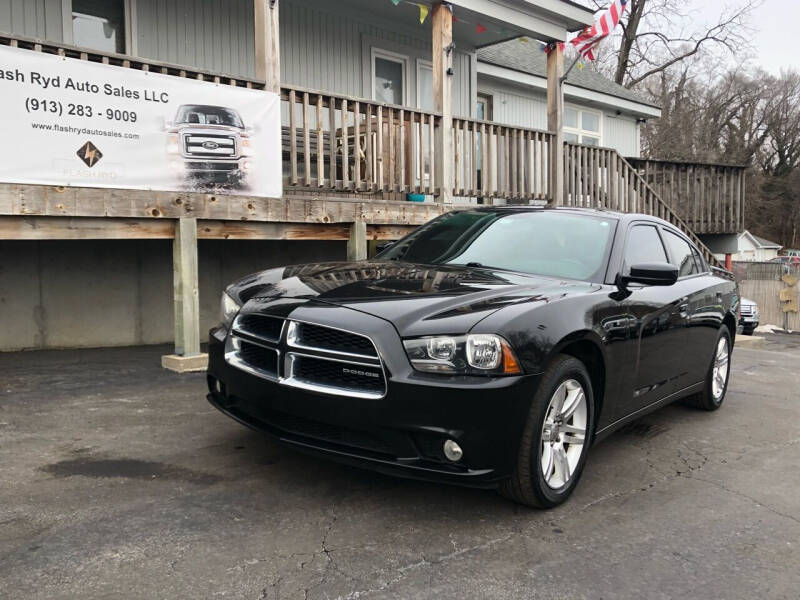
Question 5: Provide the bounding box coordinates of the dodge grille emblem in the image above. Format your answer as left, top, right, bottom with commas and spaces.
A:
342, 367, 380, 379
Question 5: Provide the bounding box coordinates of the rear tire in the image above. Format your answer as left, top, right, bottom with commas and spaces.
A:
689, 327, 732, 411
499, 355, 595, 509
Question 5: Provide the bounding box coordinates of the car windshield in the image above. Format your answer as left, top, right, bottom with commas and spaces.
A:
175, 105, 244, 128
377, 210, 617, 281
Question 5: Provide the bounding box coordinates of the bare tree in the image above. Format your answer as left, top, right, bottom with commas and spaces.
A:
575, 0, 760, 88
760, 74, 800, 176
639, 61, 771, 163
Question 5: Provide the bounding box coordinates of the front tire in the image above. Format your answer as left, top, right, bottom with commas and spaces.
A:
690, 327, 732, 411
499, 355, 594, 508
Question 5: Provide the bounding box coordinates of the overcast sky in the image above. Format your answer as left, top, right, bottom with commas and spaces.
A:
693, 0, 798, 75
576, 0, 797, 76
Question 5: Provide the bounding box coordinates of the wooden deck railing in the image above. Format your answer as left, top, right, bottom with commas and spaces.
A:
0, 32, 263, 87
564, 143, 724, 267
281, 87, 554, 202
451, 119, 553, 202
626, 158, 746, 234
281, 86, 440, 195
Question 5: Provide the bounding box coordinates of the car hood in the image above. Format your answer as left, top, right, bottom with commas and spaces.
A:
230, 261, 601, 337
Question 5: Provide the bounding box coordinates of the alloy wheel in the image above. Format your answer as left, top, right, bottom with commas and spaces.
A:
540, 379, 588, 490
712, 337, 729, 400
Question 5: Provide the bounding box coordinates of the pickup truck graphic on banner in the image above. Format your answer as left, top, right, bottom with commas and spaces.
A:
166, 104, 253, 190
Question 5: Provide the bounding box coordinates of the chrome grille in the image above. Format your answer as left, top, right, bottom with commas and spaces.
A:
237, 340, 279, 375
286, 354, 385, 397
225, 315, 386, 399
184, 133, 236, 157
740, 305, 754, 316
288, 321, 378, 358
225, 337, 279, 381
234, 314, 284, 343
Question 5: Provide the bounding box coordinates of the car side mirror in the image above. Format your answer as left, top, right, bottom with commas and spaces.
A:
618, 263, 679, 288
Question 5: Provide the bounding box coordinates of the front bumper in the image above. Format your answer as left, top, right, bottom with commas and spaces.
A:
206, 327, 540, 488
739, 315, 759, 331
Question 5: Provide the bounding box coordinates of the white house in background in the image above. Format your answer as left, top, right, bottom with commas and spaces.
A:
707, 230, 783, 263
476, 40, 662, 157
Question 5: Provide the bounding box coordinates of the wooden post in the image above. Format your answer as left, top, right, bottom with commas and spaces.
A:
432, 2, 453, 203
173, 218, 200, 356
254, 0, 280, 93
546, 44, 564, 205
162, 218, 206, 373
347, 221, 368, 261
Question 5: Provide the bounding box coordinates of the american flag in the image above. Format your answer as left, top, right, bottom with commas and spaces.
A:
570, 0, 628, 61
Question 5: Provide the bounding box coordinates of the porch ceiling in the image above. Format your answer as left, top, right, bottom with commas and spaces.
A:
332, 0, 594, 46
450, 0, 594, 45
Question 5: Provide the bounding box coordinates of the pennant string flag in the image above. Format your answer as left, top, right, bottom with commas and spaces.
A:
543, 42, 565, 54
570, 0, 627, 60
418, 3, 429, 24
384, 0, 549, 47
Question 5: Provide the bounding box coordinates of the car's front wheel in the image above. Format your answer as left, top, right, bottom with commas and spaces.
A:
500, 355, 594, 508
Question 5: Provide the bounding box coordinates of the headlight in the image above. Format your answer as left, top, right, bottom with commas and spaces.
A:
403, 334, 521, 375
240, 137, 253, 156
220, 291, 241, 329
166, 133, 181, 154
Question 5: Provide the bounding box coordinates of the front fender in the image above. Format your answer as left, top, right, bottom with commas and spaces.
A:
471, 286, 614, 375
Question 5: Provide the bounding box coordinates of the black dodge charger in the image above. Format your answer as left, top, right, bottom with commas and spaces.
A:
206, 208, 738, 508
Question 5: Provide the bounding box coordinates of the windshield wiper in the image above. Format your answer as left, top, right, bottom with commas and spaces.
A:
451, 261, 499, 269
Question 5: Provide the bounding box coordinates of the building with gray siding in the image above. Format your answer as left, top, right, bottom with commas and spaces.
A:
0, 0, 743, 358
477, 40, 662, 157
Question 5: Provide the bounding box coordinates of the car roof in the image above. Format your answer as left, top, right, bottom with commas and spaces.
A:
450, 206, 678, 230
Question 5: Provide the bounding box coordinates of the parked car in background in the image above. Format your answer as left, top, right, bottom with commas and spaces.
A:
739, 298, 759, 335
206, 208, 739, 509
770, 256, 800, 265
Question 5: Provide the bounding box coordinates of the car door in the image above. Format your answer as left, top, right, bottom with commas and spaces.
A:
660, 228, 719, 387
613, 223, 687, 420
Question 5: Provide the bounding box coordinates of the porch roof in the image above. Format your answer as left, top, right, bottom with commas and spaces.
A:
335, 0, 594, 46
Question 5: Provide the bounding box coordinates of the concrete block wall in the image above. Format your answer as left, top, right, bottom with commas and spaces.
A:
0, 239, 346, 352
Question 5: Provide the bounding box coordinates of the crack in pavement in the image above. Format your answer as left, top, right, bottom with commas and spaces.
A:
681, 474, 800, 527
333, 532, 517, 600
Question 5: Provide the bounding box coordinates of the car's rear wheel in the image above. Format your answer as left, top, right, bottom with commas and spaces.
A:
499, 355, 594, 508
689, 327, 732, 411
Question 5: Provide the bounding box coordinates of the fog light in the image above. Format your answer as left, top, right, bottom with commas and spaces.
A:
443, 439, 463, 462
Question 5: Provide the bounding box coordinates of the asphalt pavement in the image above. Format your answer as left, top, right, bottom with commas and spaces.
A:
1, 334, 798, 599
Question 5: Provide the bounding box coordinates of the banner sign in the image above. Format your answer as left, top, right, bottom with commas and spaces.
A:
0, 45, 282, 197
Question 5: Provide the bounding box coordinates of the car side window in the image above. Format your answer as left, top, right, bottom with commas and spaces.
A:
662, 230, 700, 277
624, 225, 668, 271
691, 247, 707, 273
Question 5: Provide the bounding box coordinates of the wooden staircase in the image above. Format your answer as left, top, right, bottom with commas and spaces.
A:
563, 143, 725, 268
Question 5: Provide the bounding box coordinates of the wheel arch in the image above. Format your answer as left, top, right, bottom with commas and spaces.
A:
546, 331, 607, 431
723, 311, 737, 345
